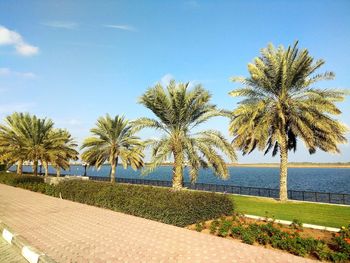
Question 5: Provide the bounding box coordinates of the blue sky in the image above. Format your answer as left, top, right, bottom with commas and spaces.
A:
0, 0, 349, 163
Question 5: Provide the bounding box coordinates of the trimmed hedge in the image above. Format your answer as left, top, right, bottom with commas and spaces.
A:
0, 172, 44, 185
0, 172, 234, 227
55, 180, 234, 227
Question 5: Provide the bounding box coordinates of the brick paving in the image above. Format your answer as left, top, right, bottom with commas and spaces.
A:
0, 184, 315, 262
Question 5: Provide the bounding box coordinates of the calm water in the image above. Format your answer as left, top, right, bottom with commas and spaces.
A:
14, 165, 350, 194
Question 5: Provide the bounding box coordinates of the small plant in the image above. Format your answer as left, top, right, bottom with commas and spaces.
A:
195, 222, 205, 232
241, 230, 255, 245
290, 219, 303, 231
209, 220, 219, 234
231, 225, 244, 238
218, 219, 233, 237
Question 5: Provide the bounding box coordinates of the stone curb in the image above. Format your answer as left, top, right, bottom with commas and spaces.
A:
244, 214, 340, 232
0, 221, 56, 263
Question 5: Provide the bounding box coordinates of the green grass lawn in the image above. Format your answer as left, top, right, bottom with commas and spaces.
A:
230, 195, 350, 228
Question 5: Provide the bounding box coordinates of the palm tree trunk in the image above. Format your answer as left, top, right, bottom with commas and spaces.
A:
110, 156, 118, 183
17, 160, 23, 175
33, 160, 38, 176
172, 151, 184, 190
43, 161, 49, 178
279, 134, 288, 202
56, 167, 61, 177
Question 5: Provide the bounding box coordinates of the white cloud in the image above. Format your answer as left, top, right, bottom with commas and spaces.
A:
42, 21, 79, 30
103, 24, 137, 32
184, 0, 200, 9
0, 102, 36, 114
0, 67, 37, 78
160, 73, 174, 87
15, 43, 39, 56
0, 68, 10, 75
0, 25, 39, 56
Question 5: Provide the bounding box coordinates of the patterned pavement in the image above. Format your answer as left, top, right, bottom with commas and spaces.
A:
0, 184, 315, 262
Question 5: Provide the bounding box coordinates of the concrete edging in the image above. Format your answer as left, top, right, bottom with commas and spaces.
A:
244, 214, 340, 232
0, 221, 55, 263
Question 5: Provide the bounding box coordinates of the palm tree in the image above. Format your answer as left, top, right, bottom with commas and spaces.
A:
229, 42, 348, 201
52, 129, 79, 177
18, 114, 55, 176
0, 112, 30, 175
133, 80, 237, 190
81, 115, 144, 183
41, 129, 79, 177
0, 113, 79, 177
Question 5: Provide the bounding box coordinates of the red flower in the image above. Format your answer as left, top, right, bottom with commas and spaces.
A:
344, 238, 350, 244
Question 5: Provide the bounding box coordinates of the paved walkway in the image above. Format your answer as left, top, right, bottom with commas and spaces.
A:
0, 184, 314, 262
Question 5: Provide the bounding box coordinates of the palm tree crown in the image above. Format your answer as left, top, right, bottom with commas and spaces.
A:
81, 114, 144, 183
0, 112, 78, 176
0, 112, 29, 174
133, 80, 236, 189
229, 42, 348, 201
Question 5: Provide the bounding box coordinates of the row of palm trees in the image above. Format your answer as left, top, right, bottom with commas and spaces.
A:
0, 112, 79, 177
0, 42, 347, 201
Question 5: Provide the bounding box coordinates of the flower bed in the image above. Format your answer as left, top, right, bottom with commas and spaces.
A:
189, 213, 350, 262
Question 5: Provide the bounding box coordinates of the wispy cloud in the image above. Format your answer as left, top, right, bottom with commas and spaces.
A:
42, 21, 79, 30
103, 24, 137, 32
0, 25, 39, 56
160, 73, 174, 86
0, 67, 37, 79
63, 41, 116, 48
0, 102, 36, 114
184, 0, 200, 9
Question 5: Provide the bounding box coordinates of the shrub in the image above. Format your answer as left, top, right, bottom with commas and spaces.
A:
55, 180, 234, 227
195, 222, 205, 232
0, 172, 44, 185
204, 215, 350, 262
241, 230, 255, 245
290, 218, 303, 231
217, 219, 233, 237
209, 220, 220, 234
12, 175, 44, 185
231, 225, 244, 238
18, 183, 57, 195
0, 164, 6, 171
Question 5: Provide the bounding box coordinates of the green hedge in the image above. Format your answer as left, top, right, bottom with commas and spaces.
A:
0, 172, 234, 227
0, 172, 44, 185
55, 180, 234, 227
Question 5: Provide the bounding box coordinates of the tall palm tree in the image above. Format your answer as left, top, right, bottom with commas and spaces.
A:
81, 115, 144, 183
0, 112, 30, 175
133, 80, 237, 189
229, 42, 348, 201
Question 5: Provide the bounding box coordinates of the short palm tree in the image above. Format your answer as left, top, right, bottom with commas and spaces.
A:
81, 115, 144, 183
133, 80, 237, 189
41, 129, 79, 177
18, 115, 55, 176
0, 112, 31, 175
229, 42, 348, 201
